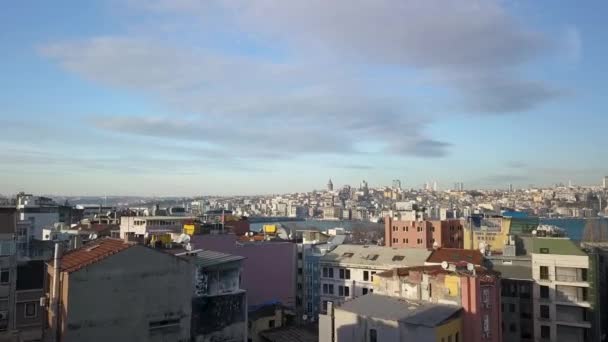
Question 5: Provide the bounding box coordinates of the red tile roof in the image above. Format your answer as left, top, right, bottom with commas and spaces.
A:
426, 248, 484, 265
58, 238, 135, 273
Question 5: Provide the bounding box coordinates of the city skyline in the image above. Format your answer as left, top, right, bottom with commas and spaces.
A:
1, 1, 607, 195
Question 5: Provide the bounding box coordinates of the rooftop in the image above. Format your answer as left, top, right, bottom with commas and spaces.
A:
55, 238, 135, 273
192, 250, 245, 268
321, 244, 431, 267
491, 264, 532, 280
532, 237, 586, 256
426, 248, 484, 265
337, 294, 461, 327
259, 324, 318, 342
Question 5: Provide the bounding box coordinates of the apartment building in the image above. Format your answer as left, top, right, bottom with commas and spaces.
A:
16, 193, 60, 240
319, 295, 463, 342
384, 217, 464, 249
46, 238, 193, 342
318, 245, 431, 312
531, 238, 593, 342
119, 215, 195, 239
185, 249, 247, 342
374, 262, 501, 342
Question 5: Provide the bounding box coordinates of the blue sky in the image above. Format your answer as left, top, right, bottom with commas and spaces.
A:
0, 0, 606, 196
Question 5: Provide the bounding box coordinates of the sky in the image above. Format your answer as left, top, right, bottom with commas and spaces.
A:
0, 0, 607, 196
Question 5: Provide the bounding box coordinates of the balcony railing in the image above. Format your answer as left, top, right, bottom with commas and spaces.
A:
555, 293, 588, 304
555, 274, 586, 283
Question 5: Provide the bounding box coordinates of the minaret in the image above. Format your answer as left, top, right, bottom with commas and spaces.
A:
327, 179, 334, 191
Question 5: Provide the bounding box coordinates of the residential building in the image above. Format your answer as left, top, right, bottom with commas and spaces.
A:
191, 234, 297, 311
464, 215, 539, 253
490, 256, 534, 342
248, 304, 285, 342
45, 238, 193, 342
185, 249, 247, 342
16, 193, 60, 240
0, 207, 18, 341
301, 234, 346, 322
322, 207, 341, 221
531, 237, 594, 342
319, 245, 431, 311
119, 215, 195, 239
385, 218, 464, 249
374, 262, 501, 342
319, 295, 463, 342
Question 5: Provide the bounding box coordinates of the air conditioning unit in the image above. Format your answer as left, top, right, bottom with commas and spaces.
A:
0, 311, 8, 320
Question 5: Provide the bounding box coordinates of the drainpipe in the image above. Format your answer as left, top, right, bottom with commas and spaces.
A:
50, 243, 62, 342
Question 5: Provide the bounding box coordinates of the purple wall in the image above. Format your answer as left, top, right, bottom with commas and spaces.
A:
191, 234, 296, 309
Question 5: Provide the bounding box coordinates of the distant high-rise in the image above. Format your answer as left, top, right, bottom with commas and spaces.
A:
454, 182, 464, 191
432, 181, 438, 192
392, 179, 401, 190
603, 176, 608, 189
327, 179, 333, 191
509, 184, 514, 192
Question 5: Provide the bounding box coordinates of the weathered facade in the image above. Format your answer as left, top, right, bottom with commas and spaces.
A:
45, 239, 193, 342
187, 249, 247, 342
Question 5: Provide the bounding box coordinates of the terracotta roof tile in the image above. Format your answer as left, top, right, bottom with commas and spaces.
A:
57, 238, 135, 273
426, 248, 484, 265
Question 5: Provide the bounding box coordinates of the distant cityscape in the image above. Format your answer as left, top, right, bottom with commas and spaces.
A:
0, 177, 607, 341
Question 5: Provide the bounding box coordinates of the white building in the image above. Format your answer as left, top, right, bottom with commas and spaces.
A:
531, 237, 592, 342
119, 216, 195, 239
16, 194, 59, 240
318, 245, 431, 312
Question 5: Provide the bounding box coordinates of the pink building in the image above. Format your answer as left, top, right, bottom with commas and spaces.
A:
191, 234, 296, 309
384, 217, 464, 249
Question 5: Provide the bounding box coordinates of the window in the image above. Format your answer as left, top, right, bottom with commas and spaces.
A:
0, 269, 8, 284
540, 305, 550, 319
323, 284, 328, 294
328, 268, 334, 278
371, 271, 376, 282
338, 286, 343, 296
344, 286, 350, 297
482, 314, 489, 333
392, 255, 404, 261
509, 303, 515, 313
268, 319, 275, 328
448, 336, 452, 342
298, 252, 303, 260
455, 332, 459, 342
362, 288, 368, 295
328, 284, 334, 294
540, 326, 550, 339
540, 286, 549, 299
539, 266, 549, 280
345, 269, 350, 279
403, 239, 406, 243
581, 268, 588, 281
406, 238, 408, 243
339, 269, 345, 279
25, 302, 40, 318
322, 267, 328, 278
540, 248, 550, 254
298, 268, 302, 275
482, 288, 490, 304
509, 323, 516, 332
363, 271, 369, 281
370, 329, 377, 342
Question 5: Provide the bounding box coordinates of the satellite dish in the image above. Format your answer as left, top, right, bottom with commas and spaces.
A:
467, 263, 475, 272
531, 230, 537, 235
177, 233, 191, 244
441, 261, 448, 270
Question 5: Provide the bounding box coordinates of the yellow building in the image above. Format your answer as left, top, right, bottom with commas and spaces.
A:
435, 315, 462, 342
463, 216, 539, 253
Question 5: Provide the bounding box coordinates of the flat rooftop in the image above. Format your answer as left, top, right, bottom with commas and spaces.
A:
338, 294, 461, 328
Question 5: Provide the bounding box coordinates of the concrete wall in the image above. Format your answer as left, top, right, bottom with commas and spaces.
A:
57, 245, 193, 342
191, 235, 296, 309
333, 310, 436, 342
